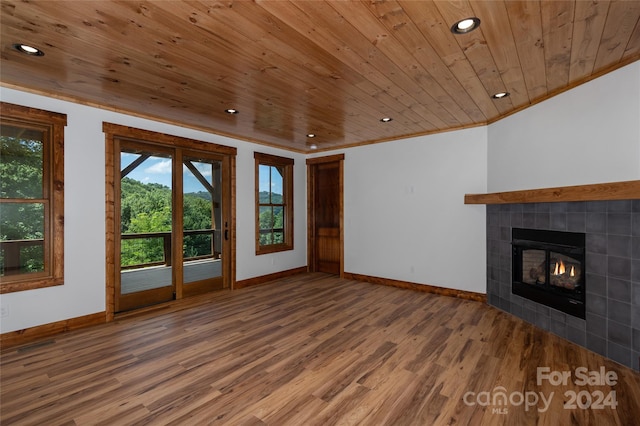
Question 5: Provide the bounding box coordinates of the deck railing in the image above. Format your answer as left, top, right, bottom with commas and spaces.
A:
2, 228, 283, 275
0, 230, 222, 275
120, 229, 218, 270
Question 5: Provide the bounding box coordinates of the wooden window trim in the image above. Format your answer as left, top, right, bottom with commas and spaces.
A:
254, 152, 294, 255
0, 102, 66, 294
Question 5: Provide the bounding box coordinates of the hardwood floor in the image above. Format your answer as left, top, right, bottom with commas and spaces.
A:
2, 273, 639, 425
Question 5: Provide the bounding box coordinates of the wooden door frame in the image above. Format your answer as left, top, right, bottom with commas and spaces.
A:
104, 122, 237, 320
306, 154, 344, 276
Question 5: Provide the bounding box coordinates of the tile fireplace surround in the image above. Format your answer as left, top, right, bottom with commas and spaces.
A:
467, 182, 640, 371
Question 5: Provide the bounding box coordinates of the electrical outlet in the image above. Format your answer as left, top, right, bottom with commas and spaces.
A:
0, 306, 8, 318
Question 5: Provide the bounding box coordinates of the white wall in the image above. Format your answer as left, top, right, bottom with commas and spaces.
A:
0, 87, 307, 333
488, 62, 640, 192
322, 127, 488, 294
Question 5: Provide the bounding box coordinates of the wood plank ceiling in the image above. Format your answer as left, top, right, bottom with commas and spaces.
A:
1, 1, 639, 152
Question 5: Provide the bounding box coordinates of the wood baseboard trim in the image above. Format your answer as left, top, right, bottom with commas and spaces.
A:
234, 266, 308, 289
343, 272, 487, 303
1, 311, 107, 350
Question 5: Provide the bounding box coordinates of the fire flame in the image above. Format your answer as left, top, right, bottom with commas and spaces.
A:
552, 260, 576, 277
553, 260, 566, 275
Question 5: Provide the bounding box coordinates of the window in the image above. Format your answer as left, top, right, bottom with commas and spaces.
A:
0, 103, 66, 293
255, 152, 293, 254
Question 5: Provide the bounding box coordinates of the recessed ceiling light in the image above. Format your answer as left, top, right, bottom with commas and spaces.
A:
224, 108, 238, 114
492, 92, 510, 99
309, 144, 318, 150
451, 17, 481, 34
13, 43, 44, 56
380, 117, 393, 123
306, 133, 316, 138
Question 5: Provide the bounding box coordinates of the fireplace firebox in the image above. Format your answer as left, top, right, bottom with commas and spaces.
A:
512, 228, 586, 319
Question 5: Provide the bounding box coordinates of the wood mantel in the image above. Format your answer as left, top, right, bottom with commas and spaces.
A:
465, 180, 640, 205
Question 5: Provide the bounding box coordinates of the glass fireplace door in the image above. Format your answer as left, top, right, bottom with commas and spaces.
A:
549, 251, 582, 290
521, 248, 546, 285
512, 228, 586, 319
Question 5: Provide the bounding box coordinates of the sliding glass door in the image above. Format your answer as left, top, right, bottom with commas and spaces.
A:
115, 142, 230, 312
118, 143, 175, 311
181, 152, 225, 297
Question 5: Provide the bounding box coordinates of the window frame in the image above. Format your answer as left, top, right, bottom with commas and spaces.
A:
0, 102, 66, 294
254, 152, 294, 255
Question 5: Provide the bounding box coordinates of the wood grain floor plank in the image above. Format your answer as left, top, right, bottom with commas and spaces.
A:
1, 273, 639, 425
